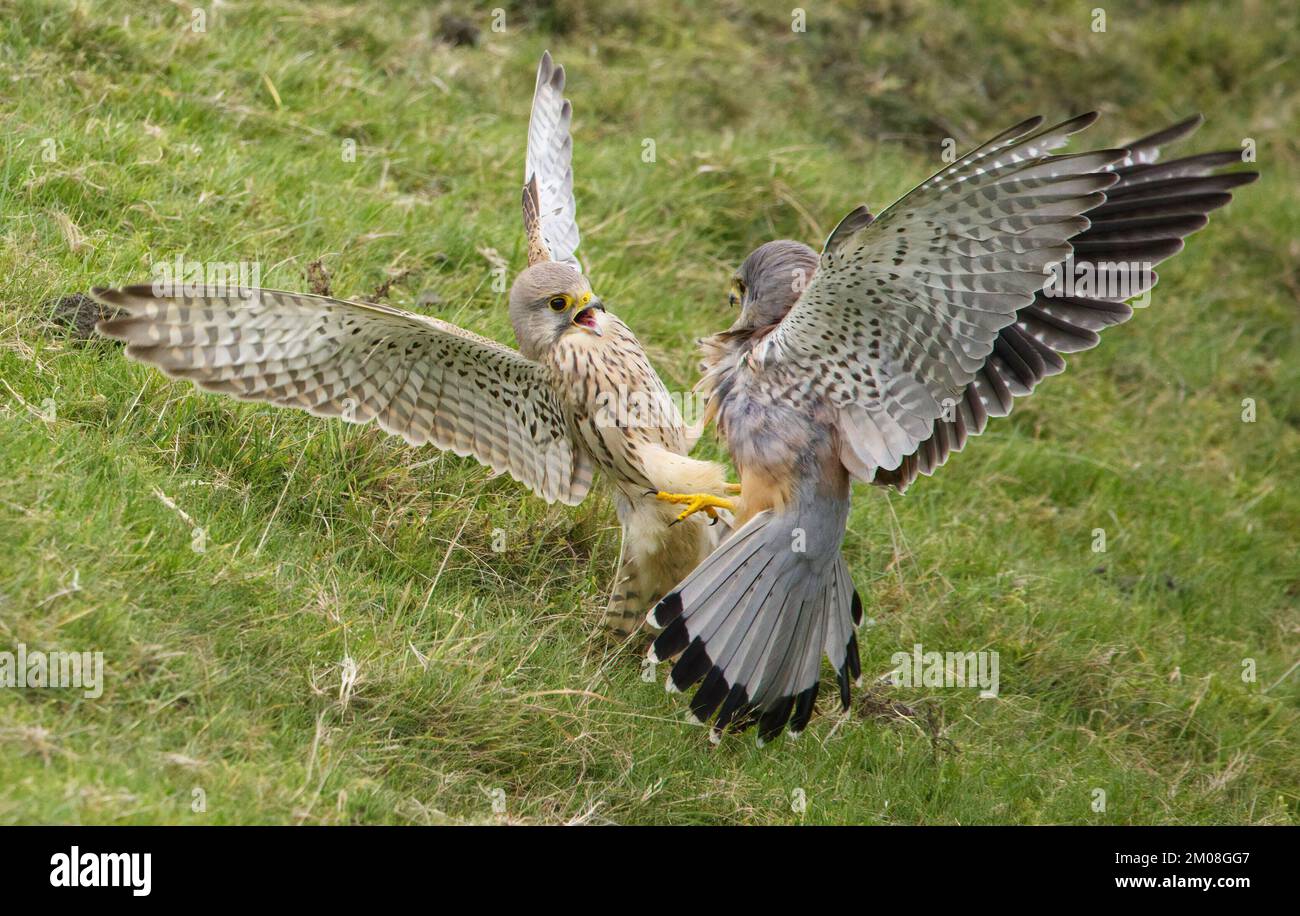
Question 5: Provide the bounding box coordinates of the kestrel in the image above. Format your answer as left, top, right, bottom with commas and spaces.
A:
648, 113, 1257, 743
94, 52, 730, 636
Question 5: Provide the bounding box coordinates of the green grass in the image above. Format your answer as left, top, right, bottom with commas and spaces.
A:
0, 0, 1296, 824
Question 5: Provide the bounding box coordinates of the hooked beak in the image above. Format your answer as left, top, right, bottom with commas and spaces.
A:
573, 297, 605, 336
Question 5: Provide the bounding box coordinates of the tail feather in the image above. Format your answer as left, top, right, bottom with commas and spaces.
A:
665, 635, 710, 691
789, 682, 820, 736
683, 575, 783, 719
786, 589, 829, 737
821, 559, 851, 704
757, 695, 797, 745
711, 578, 807, 722
823, 557, 863, 707
755, 581, 825, 742
752, 583, 816, 707
648, 518, 769, 629
649, 508, 858, 744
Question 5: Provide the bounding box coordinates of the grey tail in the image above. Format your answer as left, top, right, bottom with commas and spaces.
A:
648, 510, 861, 745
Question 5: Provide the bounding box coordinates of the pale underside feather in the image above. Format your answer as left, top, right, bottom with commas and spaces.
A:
94, 286, 594, 506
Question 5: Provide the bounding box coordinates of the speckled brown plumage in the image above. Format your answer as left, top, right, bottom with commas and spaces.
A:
94, 51, 730, 638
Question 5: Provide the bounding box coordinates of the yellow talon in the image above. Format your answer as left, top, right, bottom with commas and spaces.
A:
655, 491, 736, 524
724, 482, 742, 494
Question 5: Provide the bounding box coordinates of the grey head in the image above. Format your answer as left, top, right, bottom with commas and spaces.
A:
729, 239, 820, 332
508, 261, 605, 360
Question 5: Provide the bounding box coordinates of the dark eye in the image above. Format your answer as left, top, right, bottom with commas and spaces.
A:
548, 296, 568, 311
729, 278, 745, 307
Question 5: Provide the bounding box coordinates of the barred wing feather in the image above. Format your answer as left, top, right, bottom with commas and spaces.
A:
94, 286, 594, 506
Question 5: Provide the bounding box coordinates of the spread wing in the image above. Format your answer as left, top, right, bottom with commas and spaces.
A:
94, 286, 594, 505
755, 113, 1134, 480
866, 115, 1259, 489
522, 50, 581, 270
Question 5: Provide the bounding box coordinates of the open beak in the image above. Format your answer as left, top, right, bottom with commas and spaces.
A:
573, 298, 604, 336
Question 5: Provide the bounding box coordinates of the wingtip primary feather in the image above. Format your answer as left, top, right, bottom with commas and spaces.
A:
536, 49, 554, 84
94, 317, 129, 341
1075, 110, 1100, 128
1129, 113, 1205, 154
90, 286, 132, 309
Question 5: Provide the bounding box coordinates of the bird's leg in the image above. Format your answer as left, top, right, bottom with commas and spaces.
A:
655, 491, 736, 525
724, 482, 742, 494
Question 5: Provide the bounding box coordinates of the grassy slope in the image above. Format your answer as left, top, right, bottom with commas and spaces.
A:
0, 0, 1295, 824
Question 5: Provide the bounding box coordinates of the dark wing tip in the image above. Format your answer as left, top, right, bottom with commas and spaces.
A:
98, 284, 162, 302
1070, 110, 1101, 130
89, 286, 124, 306
1132, 113, 1205, 151
93, 317, 129, 340
1013, 114, 1046, 134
